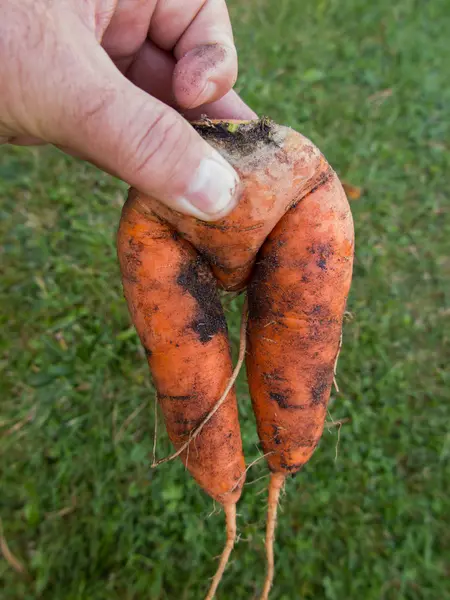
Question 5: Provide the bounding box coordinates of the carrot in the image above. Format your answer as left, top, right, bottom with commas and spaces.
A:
116, 200, 246, 598
245, 163, 354, 599
117, 118, 354, 598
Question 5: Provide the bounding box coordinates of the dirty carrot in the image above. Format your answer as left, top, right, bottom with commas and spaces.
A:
246, 156, 354, 599
117, 118, 354, 598
117, 198, 246, 598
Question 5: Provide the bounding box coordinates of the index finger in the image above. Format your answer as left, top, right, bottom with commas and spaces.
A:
149, 0, 238, 109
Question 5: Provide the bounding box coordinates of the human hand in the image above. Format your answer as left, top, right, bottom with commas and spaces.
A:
0, 0, 256, 220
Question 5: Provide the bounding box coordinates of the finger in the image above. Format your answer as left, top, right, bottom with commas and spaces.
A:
127, 40, 256, 120
126, 40, 177, 108
150, 0, 237, 108
100, 0, 156, 72
48, 43, 240, 221
173, 43, 237, 109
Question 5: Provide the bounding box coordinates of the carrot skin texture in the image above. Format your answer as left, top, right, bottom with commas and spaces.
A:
246, 171, 354, 474
132, 122, 328, 292
119, 121, 354, 480
117, 120, 355, 599
117, 200, 245, 504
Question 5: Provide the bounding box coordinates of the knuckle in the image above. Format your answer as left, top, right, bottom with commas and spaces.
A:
126, 109, 188, 181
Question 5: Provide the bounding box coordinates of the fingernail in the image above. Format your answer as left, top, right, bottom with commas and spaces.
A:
199, 81, 219, 105
181, 152, 240, 219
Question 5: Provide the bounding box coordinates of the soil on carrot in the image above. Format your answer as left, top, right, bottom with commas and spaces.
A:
247, 249, 281, 322
192, 118, 286, 166
176, 256, 228, 344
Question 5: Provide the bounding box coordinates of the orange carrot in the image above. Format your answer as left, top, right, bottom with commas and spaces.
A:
246, 165, 354, 599
117, 118, 354, 599
117, 200, 246, 598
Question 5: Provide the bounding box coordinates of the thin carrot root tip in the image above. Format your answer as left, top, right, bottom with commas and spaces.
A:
205, 503, 237, 600
260, 473, 285, 600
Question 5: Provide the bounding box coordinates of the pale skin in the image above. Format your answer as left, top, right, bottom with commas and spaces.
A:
0, 0, 257, 220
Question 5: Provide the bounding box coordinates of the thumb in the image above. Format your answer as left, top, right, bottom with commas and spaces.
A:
51, 49, 240, 221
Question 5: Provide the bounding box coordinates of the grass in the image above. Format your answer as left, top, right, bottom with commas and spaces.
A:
1, 0, 449, 598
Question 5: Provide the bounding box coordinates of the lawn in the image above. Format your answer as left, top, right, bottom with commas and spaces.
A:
1, 0, 449, 598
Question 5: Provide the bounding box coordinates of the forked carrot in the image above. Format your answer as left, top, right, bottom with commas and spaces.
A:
117, 118, 354, 598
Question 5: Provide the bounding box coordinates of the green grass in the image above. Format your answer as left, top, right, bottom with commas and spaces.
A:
1, 0, 449, 598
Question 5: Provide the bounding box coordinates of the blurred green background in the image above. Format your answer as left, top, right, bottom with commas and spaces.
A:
1, 0, 449, 598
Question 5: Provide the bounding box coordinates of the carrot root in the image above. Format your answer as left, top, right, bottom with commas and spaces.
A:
260, 472, 285, 600
0, 517, 29, 578
205, 502, 237, 600
152, 296, 248, 469
118, 120, 354, 599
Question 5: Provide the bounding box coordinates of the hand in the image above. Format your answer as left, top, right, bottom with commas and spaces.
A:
0, 0, 256, 220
